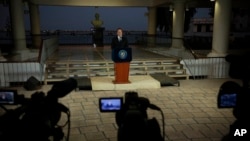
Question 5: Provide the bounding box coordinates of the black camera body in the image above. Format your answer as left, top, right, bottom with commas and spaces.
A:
0, 89, 18, 105
0, 78, 77, 141
218, 53, 250, 110
218, 53, 250, 141
99, 91, 164, 141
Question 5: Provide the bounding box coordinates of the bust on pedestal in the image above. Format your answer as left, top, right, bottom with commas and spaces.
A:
91, 13, 105, 47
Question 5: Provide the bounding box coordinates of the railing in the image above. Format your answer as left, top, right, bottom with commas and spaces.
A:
0, 37, 58, 87
142, 36, 231, 80
0, 31, 170, 47
181, 57, 230, 79
0, 62, 44, 87
181, 36, 230, 79
54, 31, 170, 46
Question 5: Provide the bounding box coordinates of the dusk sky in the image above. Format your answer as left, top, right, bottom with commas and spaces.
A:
0, 5, 210, 31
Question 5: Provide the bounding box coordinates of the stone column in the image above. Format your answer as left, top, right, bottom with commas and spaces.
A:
29, 2, 42, 49
171, 0, 186, 49
9, 0, 27, 53
207, 0, 232, 57
147, 7, 157, 47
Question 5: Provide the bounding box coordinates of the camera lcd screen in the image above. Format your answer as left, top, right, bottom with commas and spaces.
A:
0, 90, 17, 104
99, 97, 123, 112
218, 93, 237, 108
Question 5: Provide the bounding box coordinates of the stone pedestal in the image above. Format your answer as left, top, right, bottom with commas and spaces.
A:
92, 27, 105, 47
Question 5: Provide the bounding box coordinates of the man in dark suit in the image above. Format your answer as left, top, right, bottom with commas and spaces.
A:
111, 28, 129, 49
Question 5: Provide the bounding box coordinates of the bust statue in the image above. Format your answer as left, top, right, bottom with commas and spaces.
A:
91, 13, 103, 28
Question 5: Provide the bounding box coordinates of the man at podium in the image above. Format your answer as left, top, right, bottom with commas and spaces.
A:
111, 28, 129, 49
111, 28, 131, 84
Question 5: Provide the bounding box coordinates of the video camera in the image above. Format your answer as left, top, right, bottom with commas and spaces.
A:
0, 89, 18, 105
0, 78, 77, 141
99, 91, 165, 141
217, 53, 250, 140
217, 53, 250, 111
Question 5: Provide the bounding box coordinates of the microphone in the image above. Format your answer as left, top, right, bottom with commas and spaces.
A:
47, 78, 77, 99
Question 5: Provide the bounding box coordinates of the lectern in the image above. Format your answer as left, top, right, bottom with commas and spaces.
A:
112, 48, 132, 84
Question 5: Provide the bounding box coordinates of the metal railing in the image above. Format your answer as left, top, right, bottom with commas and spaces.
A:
0, 31, 170, 47
181, 37, 230, 79
0, 62, 44, 87
0, 37, 58, 88
181, 57, 230, 79
142, 36, 231, 80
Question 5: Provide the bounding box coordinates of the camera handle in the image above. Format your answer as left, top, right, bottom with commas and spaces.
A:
148, 104, 165, 141
55, 103, 71, 141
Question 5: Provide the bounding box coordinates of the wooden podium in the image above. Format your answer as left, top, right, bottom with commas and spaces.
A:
112, 48, 132, 84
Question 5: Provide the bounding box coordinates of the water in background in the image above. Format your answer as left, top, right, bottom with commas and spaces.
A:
57, 30, 148, 45
0, 30, 149, 45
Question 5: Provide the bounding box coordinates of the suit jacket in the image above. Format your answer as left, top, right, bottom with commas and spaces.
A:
111, 36, 129, 49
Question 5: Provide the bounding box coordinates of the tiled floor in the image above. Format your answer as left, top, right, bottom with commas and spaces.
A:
1, 45, 244, 141
1, 78, 242, 141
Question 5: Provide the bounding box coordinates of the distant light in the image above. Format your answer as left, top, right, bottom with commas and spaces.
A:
210, 0, 215, 1
169, 5, 173, 11
186, 4, 189, 11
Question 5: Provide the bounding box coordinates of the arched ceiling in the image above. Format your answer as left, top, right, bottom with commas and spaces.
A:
1, 0, 249, 8
28, 0, 160, 7
26, 0, 249, 8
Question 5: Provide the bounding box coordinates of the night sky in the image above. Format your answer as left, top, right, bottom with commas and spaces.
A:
0, 5, 210, 31
38, 6, 149, 31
